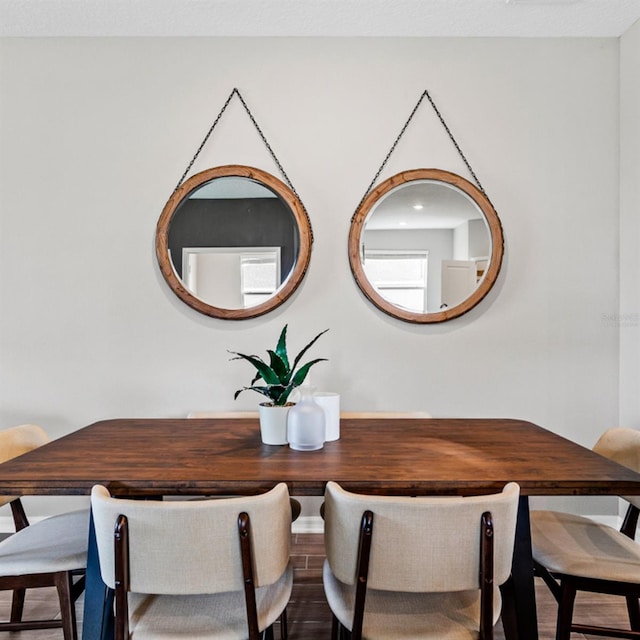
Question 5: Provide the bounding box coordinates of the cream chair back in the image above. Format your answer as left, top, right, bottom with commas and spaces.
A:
91, 482, 292, 595
0, 424, 49, 507
0, 424, 49, 464
323, 481, 519, 593
593, 427, 640, 509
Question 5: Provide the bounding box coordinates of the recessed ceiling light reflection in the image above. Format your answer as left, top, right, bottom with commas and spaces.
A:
413, 204, 424, 210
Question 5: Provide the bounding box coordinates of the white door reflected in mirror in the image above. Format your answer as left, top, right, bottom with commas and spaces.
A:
440, 260, 478, 309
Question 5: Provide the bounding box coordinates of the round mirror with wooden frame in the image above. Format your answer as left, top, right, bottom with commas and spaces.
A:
156, 165, 312, 320
348, 168, 503, 324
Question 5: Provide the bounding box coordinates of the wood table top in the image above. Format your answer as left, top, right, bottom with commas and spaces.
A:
0, 418, 638, 497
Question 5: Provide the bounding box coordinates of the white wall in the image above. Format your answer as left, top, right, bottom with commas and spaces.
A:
0, 37, 624, 515
620, 20, 640, 429
468, 218, 490, 259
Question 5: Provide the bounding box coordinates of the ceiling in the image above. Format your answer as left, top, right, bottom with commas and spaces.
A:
1, 0, 639, 38
366, 181, 483, 230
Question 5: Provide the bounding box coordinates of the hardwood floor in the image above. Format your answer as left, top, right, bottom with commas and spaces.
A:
0, 533, 632, 639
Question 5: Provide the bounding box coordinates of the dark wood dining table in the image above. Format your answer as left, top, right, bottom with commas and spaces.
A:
1, 417, 639, 640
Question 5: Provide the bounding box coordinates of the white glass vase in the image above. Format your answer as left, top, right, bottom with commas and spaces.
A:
287, 387, 325, 451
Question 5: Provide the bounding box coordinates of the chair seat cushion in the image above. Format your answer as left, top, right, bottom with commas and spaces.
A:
0, 509, 88, 576
323, 560, 499, 640
531, 510, 640, 583
127, 563, 293, 639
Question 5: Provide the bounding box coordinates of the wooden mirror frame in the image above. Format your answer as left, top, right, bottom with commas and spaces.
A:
348, 168, 504, 324
156, 165, 312, 320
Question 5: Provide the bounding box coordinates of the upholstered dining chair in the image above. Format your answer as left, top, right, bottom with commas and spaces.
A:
0, 424, 88, 640
530, 426, 640, 639
91, 482, 294, 640
322, 480, 520, 640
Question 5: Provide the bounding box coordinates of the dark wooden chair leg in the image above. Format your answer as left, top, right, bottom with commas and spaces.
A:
332, 614, 351, 640
71, 571, 86, 601
10, 499, 30, 531
9, 588, 26, 623
331, 614, 339, 640
279, 608, 288, 640
627, 596, 640, 631
556, 581, 577, 640
54, 571, 78, 640
621, 504, 640, 540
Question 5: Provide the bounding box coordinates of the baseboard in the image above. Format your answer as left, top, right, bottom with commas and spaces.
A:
292, 515, 324, 534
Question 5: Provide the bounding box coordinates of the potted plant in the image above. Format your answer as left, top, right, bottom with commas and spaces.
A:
230, 325, 329, 444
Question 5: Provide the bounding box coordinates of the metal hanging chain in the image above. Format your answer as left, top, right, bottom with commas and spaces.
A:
354, 89, 488, 218
173, 87, 312, 242
174, 88, 237, 192
423, 90, 486, 194
233, 89, 300, 201
174, 88, 303, 205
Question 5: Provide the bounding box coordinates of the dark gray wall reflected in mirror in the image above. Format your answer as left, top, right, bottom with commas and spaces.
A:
156, 166, 312, 320
168, 180, 299, 281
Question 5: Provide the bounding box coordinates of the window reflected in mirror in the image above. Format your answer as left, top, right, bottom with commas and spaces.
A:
362, 250, 429, 312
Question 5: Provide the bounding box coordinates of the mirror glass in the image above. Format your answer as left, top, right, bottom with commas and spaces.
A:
349, 169, 503, 323
156, 166, 312, 320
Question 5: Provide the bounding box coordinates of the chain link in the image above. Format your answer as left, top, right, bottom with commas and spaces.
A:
353, 89, 491, 220
233, 90, 298, 198
175, 88, 493, 242
354, 91, 429, 217
173, 88, 312, 240
423, 90, 486, 195
174, 88, 237, 192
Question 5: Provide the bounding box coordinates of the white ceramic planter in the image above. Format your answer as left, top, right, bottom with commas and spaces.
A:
258, 403, 292, 445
